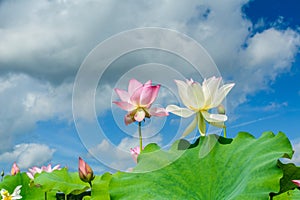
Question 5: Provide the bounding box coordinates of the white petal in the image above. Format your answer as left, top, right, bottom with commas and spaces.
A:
1, 189, 6, 196
191, 82, 204, 108
209, 121, 225, 128
202, 77, 221, 107
212, 83, 235, 107
182, 116, 197, 137
12, 185, 22, 199
166, 105, 194, 118
186, 82, 198, 109
201, 111, 227, 123
175, 80, 195, 108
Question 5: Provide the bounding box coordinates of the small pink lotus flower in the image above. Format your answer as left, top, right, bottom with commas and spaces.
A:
10, 162, 20, 176
26, 164, 61, 180
78, 157, 95, 186
292, 180, 300, 187
114, 79, 168, 125
130, 146, 143, 163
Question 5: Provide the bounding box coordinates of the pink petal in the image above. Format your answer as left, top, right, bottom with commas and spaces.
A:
149, 107, 169, 117
140, 85, 160, 106
144, 80, 152, 86
33, 167, 42, 173
134, 109, 146, 122
128, 79, 143, 96
114, 88, 130, 102
130, 146, 143, 163
113, 101, 136, 111
130, 86, 143, 106
292, 180, 300, 187
26, 172, 34, 179
43, 164, 51, 172
124, 113, 135, 125
130, 146, 141, 155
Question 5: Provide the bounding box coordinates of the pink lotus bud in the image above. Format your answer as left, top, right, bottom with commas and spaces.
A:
292, 180, 300, 187
11, 162, 20, 175
78, 157, 95, 185
130, 146, 143, 163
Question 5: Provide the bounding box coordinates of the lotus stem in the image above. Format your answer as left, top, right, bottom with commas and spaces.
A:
138, 121, 142, 150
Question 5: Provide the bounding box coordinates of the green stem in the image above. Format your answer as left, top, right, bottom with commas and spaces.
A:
198, 112, 206, 136
45, 192, 47, 200
89, 181, 93, 188
223, 126, 227, 138
138, 121, 142, 150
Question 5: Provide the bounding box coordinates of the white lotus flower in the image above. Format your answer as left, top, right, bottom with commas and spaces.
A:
166, 76, 235, 136
1, 185, 22, 200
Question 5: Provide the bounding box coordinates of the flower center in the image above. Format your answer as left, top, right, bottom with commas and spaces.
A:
2, 190, 12, 200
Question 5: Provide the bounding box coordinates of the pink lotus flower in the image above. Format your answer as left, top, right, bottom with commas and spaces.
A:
10, 162, 20, 176
292, 180, 300, 187
130, 146, 143, 163
26, 164, 61, 180
78, 157, 95, 185
114, 79, 168, 125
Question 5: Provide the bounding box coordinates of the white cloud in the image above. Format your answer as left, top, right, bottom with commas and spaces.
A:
0, 0, 300, 171
242, 28, 299, 73
0, 74, 72, 152
262, 102, 288, 111
228, 28, 300, 107
0, 143, 55, 169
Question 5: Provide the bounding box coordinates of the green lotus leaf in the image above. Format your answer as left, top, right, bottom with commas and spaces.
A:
108, 131, 293, 199
273, 189, 300, 199
270, 161, 300, 198
34, 168, 89, 195
0, 172, 44, 199
90, 172, 112, 200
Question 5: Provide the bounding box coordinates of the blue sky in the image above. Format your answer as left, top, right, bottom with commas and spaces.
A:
0, 0, 299, 174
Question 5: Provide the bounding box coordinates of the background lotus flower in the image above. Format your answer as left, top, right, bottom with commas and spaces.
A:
292, 180, 300, 187
10, 162, 20, 176
78, 157, 95, 187
130, 146, 143, 163
166, 77, 234, 136
1, 185, 22, 200
26, 164, 61, 180
114, 79, 168, 125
